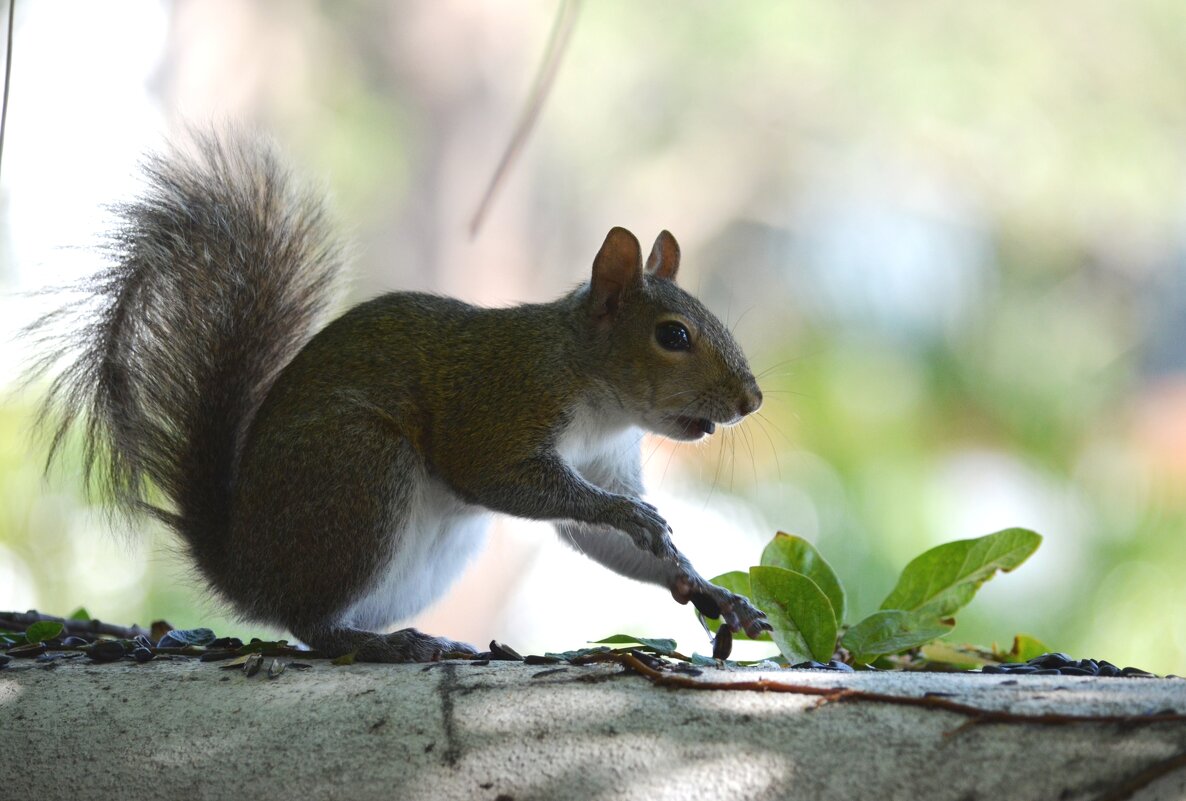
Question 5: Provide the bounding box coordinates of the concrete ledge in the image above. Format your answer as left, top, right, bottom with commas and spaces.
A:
2, 657, 1185, 800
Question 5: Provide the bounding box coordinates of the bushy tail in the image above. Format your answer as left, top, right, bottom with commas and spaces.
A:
27, 131, 345, 572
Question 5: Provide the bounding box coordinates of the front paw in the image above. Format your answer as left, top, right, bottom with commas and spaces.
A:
602, 496, 674, 557
672, 573, 771, 639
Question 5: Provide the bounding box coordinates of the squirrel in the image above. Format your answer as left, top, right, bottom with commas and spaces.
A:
31, 132, 771, 662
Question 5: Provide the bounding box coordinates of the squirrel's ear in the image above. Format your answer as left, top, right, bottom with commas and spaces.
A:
590, 227, 643, 318
645, 230, 680, 281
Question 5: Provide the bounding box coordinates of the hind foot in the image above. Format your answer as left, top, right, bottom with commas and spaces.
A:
297, 625, 478, 663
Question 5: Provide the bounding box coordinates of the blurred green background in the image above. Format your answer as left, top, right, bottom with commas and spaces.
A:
3, 0, 1186, 672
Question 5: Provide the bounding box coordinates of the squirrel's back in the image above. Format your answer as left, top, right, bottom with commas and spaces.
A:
29, 131, 346, 575
244, 290, 589, 488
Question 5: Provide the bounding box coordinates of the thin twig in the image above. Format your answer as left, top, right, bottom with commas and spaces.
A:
0, 0, 13, 186
468, 0, 581, 238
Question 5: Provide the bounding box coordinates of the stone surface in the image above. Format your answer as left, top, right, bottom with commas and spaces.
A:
2, 656, 1185, 800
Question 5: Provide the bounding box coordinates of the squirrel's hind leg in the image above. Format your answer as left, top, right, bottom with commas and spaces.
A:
293, 625, 477, 663
232, 406, 483, 662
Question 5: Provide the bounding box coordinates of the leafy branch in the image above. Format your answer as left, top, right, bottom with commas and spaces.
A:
701, 528, 1043, 666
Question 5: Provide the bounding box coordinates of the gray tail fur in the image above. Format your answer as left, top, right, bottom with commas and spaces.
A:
25, 131, 344, 574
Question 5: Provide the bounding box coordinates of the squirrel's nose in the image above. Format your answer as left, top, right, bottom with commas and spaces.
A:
738, 386, 763, 417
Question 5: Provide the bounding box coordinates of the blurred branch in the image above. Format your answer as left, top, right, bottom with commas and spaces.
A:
468, 0, 581, 238
0, 610, 153, 640
0, 0, 14, 186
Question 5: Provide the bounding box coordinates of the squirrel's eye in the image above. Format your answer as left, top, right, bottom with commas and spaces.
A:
655, 321, 691, 351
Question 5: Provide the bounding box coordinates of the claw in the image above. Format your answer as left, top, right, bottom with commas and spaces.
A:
745, 618, 773, 639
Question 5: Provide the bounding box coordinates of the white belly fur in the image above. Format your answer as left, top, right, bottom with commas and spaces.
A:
340, 401, 633, 632
340, 475, 490, 631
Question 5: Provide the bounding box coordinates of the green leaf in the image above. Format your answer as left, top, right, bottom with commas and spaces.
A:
880, 528, 1042, 619
592, 635, 677, 656
761, 532, 847, 625
543, 647, 611, 661
696, 571, 772, 642
842, 610, 954, 664
749, 566, 837, 663
25, 621, 64, 644
919, 641, 992, 669
68, 607, 91, 622
996, 633, 1052, 663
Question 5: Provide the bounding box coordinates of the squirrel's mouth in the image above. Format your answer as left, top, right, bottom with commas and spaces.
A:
670, 415, 716, 441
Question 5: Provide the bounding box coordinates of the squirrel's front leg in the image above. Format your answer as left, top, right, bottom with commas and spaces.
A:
458, 454, 768, 637
552, 454, 769, 638
555, 518, 770, 639
459, 455, 677, 558
669, 567, 772, 639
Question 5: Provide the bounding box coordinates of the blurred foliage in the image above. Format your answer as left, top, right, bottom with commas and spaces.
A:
5, 1, 1186, 673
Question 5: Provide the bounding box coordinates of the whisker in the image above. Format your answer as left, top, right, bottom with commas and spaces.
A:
740, 418, 759, 483
705, 423, 727, 509
728, 427, 737, 494
656, 388, 703, 403
641, 430, 668, 471
660, 433, 680, 489
756, 409, 795, 438
752, 414, 784, 482
671, 393, 705, 418
642, 389, 708, 474
730, 305, 756, 336
756, 356, 806, 380
756, 389, 814, 405
756, 369, 796, 384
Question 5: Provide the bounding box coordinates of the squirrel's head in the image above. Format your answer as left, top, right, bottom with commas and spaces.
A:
584, 227, 762, 441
